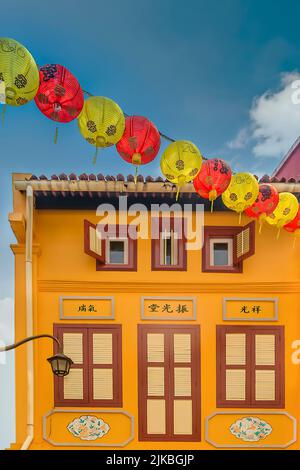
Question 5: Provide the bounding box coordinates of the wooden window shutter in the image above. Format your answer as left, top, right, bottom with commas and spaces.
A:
54, 324, 122, 407
254, 332, 280, 404
84, 219, 105, 263
217, 326, 284, 408
151, 216, 187, 271
88, 326, 122, 406
233, 221, 255, 263
54, 326, 88, 405
138, 325, 200, 441
145, 332, 167, 436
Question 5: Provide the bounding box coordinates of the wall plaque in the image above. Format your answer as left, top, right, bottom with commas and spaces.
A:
60, 296, 114, 320
141, 296, 196, 320
223, 297, 278, 321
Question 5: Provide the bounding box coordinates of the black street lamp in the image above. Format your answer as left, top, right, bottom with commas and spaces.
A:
0, 334, 73, 377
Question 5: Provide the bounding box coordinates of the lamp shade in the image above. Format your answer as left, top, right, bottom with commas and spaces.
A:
47, 353, 73, 377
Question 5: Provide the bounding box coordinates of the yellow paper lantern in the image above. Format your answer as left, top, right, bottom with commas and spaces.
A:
160, 140, 202, 200
222, 172, 259, 223
78, 96, 125, 161
0, 37, 39, 106
265, 192, 299, 238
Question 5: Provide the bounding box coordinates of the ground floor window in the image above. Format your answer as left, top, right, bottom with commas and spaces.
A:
138, 324, 200, 441
53, 324, 122, 407
216, 325, 284, 408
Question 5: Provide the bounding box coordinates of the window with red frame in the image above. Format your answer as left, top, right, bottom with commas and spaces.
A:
151, 216, 187, 271
54, 324, 122, 407
84, 220, 137, 271
202, 222, 255, 273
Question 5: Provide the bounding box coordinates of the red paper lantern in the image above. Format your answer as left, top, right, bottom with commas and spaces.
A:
116, 116, 161, 168
245, 183, 279, 221
35, 64, 84, 123
284, 204, 300, 237
193, 158, 232, 209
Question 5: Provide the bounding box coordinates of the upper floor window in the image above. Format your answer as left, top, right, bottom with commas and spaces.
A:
210, 238, 233, 267
152, 216, 187, 271
202, 222, 255, 273
84, 220, 137, 271
106, 238, 128, 264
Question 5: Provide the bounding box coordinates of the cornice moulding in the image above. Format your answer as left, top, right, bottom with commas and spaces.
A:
37, 280, 300, 294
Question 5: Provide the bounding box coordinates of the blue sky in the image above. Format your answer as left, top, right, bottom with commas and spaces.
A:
1, 0, 300, 449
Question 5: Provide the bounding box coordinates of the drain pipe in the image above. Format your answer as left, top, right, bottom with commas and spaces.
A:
21, 185, 34, 450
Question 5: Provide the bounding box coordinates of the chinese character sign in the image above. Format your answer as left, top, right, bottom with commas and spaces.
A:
142, 298, 196, 320
223, 298, 278, 321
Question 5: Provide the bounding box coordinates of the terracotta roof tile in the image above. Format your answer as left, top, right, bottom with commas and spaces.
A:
24, 174, 300, 183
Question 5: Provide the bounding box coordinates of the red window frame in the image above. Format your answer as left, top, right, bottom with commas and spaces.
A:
84, 220, 137, 271
53, 324, 122, 407
138, 324, 201, 441
216, 325, 285, 408
151, 216, 187, 271
202, 222, 255, 273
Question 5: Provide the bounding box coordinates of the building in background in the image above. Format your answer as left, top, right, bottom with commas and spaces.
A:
272, 136, 300, 181
7, 167, 300, 450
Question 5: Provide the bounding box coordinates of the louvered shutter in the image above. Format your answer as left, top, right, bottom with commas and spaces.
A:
233, 221, 255, 263
84, 219, 105, 263
88, 327, 122, 406
54, 325, 122, 407
138, 326, 200, 441
224, 333, 247, 402
254, 333, 276, 402
54, 328, 88, 404
217, 326, 284, 407
173, 332, 194, 436
145, 332, 167, 436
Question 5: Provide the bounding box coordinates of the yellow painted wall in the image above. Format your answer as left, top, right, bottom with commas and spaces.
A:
10, 190, 300, 449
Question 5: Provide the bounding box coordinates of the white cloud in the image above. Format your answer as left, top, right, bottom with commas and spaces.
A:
0, 297, 14, 344
228, 72, 300, 159
227, 127, 249, 149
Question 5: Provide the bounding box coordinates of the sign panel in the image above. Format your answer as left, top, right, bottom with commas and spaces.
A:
60, 296, 114, 320
141, 297, 196, 320
223, 297, 278, 321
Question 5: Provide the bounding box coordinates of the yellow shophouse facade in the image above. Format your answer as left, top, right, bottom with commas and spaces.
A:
8, 169, 300, 450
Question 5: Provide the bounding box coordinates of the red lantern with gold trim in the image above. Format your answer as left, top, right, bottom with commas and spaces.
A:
116, 115, 160, 180
193, 158, 232, 211
284, 204, 300, 238
245, 183, 279, 232
35, 64, 84, 141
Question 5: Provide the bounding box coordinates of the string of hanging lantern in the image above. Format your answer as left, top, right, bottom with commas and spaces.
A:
0, 36, 299, 242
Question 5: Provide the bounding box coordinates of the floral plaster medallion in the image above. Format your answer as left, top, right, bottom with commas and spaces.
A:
67, 415, 110, 441
230, 416, 272, 442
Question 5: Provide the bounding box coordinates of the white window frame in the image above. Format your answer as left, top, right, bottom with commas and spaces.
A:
160, 230, 179, 266
209, 238, 233, 267
106, 238, 129, 265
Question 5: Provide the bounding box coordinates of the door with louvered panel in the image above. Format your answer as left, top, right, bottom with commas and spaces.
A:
217, 326, 284, 408
138, 325, 200, 441
54, 324, 122, 407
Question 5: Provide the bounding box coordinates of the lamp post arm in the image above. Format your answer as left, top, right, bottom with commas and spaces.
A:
0, 334, 62, 353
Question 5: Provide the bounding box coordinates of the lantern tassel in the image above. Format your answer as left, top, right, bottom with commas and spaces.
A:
1, 104, 6, 127
210, 199, 214, 213
238, 212, 242, 225
93, 146, 99, 165
276, 228, 281, 240
54, 126, 58, 144
176, 175, 186, 202
134, 166, 138, 184
259, 220, 263, 234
